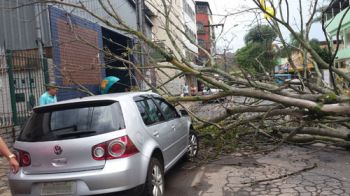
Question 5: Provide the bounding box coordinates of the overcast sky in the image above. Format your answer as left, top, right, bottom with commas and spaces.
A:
206, 0, 328, 53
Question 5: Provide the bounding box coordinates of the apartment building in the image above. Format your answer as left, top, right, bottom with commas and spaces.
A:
326, 0, 350, 87
195, 1, 215, 66
147, 0, 198, 95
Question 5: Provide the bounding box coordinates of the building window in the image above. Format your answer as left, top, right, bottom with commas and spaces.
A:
198, 39, 205, 47
197, 22, 205, 34
183, 0, 195, 20
150, 42, 167, 62
185, 25, 197, 43
196, 5, 208, 14
338, 62, 346, 69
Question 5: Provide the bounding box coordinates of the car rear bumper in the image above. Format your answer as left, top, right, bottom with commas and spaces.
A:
9, 153, 149, 196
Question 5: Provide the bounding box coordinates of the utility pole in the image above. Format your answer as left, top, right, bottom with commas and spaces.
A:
136, 0, 146, 90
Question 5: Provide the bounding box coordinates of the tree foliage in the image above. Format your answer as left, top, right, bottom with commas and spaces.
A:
278, 34, 333, 65
309, 39, 332, 64
236, 25, 277, 73
244, 25, 277, 44
236, 42, 276, 73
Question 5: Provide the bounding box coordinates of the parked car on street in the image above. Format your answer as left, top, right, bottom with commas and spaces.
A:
9, 92, 198, 196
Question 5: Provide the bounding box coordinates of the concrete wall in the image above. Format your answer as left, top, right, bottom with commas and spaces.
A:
156, 64, 185, 95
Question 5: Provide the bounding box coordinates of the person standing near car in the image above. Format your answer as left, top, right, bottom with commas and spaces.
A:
0, 137, 19, 173
190, 85, 197, 96
39, 83, 58, 106
182, 83, 189, 96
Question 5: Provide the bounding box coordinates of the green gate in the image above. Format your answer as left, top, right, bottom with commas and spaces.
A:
6, 50, 49, 125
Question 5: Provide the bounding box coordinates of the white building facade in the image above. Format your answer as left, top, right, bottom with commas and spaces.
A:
147, 0, 198, 95
182, 0, 198, 63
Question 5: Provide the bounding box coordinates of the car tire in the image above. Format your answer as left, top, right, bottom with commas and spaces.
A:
185, 130, 199, 161
143, 157, 164, 196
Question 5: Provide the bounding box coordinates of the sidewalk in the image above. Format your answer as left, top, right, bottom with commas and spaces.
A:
0, 159, 11, 196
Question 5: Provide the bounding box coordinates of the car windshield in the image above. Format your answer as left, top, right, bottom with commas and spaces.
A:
18, 101, 125, 142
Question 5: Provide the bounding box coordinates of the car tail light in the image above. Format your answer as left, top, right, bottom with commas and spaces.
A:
92, 135, 139, 161
92, 145, 105, 161
17, 150, 31, 167
107, 140, 125, 158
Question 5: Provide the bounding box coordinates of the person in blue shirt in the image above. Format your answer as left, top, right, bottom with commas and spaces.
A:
39, 83, 58, 106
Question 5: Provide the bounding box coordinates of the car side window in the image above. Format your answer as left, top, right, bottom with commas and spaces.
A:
153, 98, 180, 120
135, 98, 164, 126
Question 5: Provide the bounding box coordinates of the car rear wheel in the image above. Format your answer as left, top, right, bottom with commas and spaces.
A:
186, 130, 199, 161
143, 158, 164, 196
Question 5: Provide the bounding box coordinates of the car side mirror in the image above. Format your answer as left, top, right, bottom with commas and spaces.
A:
179, 109, 189, 116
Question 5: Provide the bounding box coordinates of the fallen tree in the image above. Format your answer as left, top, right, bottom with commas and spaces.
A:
15, 0, 350, 150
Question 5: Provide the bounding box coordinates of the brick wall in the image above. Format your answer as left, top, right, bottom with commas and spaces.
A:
196, 13, 212, 59
57, 19, 101, 85
49, 6, 105, 100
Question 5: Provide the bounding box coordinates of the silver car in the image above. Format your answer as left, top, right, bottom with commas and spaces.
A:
9, 92, 198, 196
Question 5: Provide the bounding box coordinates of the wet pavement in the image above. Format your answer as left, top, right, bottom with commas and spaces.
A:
1, 145, 350, 196
165, 145, 350, 196
0, 160, 10, 196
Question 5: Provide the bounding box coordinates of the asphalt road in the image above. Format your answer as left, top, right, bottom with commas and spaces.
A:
165, 145, 350, 196
1, 145, 350, 196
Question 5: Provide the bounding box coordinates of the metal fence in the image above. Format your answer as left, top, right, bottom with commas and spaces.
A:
0, 49, 49, 127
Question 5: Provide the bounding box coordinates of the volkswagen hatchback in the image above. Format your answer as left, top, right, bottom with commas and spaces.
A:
9, 92, 198, 196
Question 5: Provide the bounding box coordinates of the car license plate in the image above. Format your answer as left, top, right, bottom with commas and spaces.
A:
41, 181, 76, 195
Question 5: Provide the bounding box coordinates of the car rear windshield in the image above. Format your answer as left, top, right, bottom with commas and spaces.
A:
18, 101, 125, 142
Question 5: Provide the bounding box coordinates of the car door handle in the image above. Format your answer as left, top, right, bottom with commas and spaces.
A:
153, 131, 160, 137
171, 125, 176, 131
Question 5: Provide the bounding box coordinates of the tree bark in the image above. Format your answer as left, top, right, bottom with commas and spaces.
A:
274, 127, 350, 140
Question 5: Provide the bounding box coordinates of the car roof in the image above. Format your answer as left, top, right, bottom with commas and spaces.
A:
34, 91, 157, 109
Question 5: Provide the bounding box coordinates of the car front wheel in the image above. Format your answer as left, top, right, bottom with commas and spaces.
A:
144, 158, 164, 196
186, 130, 199, 161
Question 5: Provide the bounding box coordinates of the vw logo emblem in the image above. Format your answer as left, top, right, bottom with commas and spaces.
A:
54, 145, 63, 155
